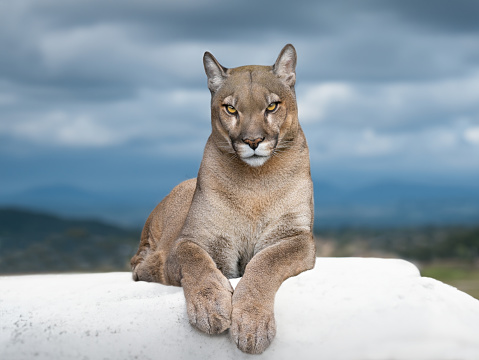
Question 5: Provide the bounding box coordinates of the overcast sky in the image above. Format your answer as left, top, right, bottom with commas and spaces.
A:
1, 0, 479, 197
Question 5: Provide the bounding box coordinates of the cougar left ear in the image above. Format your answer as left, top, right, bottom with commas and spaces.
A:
203, 52, 228, 93
273, 44, 297, 87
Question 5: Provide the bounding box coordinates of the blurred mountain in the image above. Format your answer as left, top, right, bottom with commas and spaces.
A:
347, 181, 477, 204
0, 185, 160, 228
1, 181, 479, 229
313, 180, 479, 228
0, 207, 130, 243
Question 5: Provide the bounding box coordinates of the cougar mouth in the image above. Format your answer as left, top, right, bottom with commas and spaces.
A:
231, 138, 275, 167
242, 154, 270, 167
239, 147, 272, 167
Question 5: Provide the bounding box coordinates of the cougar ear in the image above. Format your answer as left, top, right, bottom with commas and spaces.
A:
273, 44, 297, 87
203, 52, 228, 93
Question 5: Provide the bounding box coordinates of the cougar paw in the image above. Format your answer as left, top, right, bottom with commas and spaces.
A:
185, 278, 233, 335
230, 305, 276, 354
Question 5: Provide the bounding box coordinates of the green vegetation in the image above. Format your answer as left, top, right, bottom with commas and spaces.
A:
315, 226, 479, 263
420, 263, 479, 300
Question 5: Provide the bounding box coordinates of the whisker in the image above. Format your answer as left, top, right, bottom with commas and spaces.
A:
277, 142, 294, 147
217, 144, 236, 154
272, 150, 284, 158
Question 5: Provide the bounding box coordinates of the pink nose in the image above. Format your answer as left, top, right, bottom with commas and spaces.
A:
243, 137, 264, 150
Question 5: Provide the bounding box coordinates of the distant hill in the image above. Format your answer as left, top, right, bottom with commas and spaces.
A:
0, 208, 140, 274
1, 180, 479, 229
313, 180, 479, 228
347, 181, 478, 204
0, 184, 160, 227
0, 207, 131, 239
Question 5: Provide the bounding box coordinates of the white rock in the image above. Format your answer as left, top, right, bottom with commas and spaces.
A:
1, 258, 479, 360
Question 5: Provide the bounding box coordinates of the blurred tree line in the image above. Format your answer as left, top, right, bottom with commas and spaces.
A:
0, 208, 140, 274
315, 226, 479, 264
1, 207, 478, 275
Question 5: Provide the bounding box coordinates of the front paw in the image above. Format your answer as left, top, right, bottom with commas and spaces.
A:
230, 304, 276, 354
183, 274, 233, 335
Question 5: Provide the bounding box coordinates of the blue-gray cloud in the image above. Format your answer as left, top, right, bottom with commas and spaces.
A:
381, 0, 479, 33
1, 0, 479, 196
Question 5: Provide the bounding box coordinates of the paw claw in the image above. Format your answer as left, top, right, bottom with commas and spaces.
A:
184, 275, 233, 335
230, 307, 276, 354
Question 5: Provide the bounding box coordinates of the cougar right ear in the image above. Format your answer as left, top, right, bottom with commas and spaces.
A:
273, 44, 297, 87
203, 52, 228, 93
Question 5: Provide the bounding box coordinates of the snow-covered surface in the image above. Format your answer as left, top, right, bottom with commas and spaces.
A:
1, 257, 479, 360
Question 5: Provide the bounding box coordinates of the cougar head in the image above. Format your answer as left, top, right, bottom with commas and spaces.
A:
203, 44, 299, 167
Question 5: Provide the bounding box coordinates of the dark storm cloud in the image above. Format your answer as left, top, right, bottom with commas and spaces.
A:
1, 0, 479, 195
380, 0, 479, 33
28, 0, 332, 38
2, 0, 477, 98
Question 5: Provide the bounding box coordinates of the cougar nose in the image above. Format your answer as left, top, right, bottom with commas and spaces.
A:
243, 137, 265, 150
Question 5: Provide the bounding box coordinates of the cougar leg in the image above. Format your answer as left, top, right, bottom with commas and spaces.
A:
230, 233, 315, 354
166, 240, 233, 334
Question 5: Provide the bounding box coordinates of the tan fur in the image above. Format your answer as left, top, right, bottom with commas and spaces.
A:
131, 44, 315, 354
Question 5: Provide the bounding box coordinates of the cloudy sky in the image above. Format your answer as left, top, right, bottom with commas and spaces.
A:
1, 0, 479, 198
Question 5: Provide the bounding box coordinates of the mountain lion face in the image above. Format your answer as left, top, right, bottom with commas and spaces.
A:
204, 46, 298, 167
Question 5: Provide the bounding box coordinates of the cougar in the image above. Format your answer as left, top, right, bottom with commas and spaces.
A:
131, 44, 315, 354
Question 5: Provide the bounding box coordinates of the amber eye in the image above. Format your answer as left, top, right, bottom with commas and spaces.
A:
266, 102, 278, 112
225, 105, 237, 115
